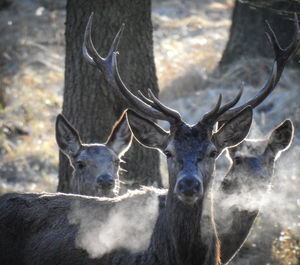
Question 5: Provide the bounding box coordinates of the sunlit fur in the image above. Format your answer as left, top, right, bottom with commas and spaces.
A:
215, 119, 294, 264
0, 109, 253, 265
166, 123, 218, 205
56, 112, 132, 197
125, 107, 253, 265
69, 144, 121, 197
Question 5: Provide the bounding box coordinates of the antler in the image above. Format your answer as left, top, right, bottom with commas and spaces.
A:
112, 55, 182, 124
83, 13, 245, 128
83, 13, 182, 125
83, 12, 124, 82
217, 13, 300, 122
200, 85, 244, 127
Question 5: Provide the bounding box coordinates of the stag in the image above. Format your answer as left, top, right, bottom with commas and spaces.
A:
82, 11, 299, 265
154, 119, 295, 264
0, 13, 298, 265
0, 119, 294, 265
0, 104, 252, 265
56, 111, 132, 197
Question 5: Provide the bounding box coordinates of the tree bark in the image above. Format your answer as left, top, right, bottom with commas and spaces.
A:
0, 0, 11, 10
58, 0, 162, 192
219, 0, 300, 71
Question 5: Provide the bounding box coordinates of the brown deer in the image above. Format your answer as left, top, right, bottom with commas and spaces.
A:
81, 11, 299, 265
214, 119, 294, 264
0, 118, 294, 265
154, 119, 295, 264
0, 13, 298, 265
0, 106, 253, 265
56, 111, 132, 197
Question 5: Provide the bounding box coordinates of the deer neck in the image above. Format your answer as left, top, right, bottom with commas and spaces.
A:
145, 189, 219, 265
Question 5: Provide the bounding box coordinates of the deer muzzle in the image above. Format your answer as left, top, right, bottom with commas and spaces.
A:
96, 174, 115, 190
175, 175, 204, 204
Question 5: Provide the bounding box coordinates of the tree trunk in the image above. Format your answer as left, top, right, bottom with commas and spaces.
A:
220, 0, 300, 71
58, 0, 162, 192
0, 0, 11, 10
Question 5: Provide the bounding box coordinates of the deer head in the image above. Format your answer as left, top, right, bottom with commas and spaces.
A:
56, 111, 132, 197
126, 108, 252, 205
224, 119, 294, 194
82, 13, 299, 205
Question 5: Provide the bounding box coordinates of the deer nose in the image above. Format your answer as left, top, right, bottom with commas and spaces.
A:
177, 177, 202, 197
96, 175, 115, 189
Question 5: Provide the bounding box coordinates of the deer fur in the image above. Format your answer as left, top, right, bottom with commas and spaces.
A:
215, 119, 294, 264
56, 111, 132, 197
0, 107, 253, 265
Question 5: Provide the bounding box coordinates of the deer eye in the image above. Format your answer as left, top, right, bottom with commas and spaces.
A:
76, 161, 86, 169
164, 150, 172, 158
209, 150, 218, 159
234, 156, 242, 165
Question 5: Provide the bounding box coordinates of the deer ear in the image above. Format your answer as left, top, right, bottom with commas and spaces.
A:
56, 114, 82, 157
126, 109, 169, 151
106, 111, 133, 157
212, 106, 253, 152
268, 119, 294, 154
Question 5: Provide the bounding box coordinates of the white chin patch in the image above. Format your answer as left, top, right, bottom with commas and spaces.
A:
178, 194, 199, 205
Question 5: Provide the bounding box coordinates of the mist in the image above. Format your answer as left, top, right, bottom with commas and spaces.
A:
212, 119, 300, 264
68, 118, 298, 262
68, 190, 160, 258
217, 120, 298, 229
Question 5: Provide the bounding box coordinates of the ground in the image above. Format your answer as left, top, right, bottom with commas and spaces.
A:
0, 0, 299, 264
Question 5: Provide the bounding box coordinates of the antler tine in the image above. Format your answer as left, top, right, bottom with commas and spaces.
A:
83, 13, 124, 81
200, 94, 222, 124
83, 13, 181, 124
265, 21, 282, 58
147, 89, 182, 122
138, 89, 182, 123
200, 87, 243, 126
82, 13, 97, 66
265, 13, 300, 76
217, 13, 300, 122
138, 90, 156, 107
218, 62, 277, 122
216, 85, 244, 118
138, 89, 182, 122
113, 54, 179, 123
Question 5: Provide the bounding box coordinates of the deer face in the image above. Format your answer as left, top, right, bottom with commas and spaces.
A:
226, 119, 294, 193
68, 144, 120, 197
56, 112, 132, 197
164, 124, 217, 204
127, 107, 252, 205
226, 142, 271, 194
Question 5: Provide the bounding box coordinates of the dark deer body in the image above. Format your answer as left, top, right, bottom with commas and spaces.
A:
56, 111, 132, 197
122, 98, 253, 265
0, 119, 293, 265
0, 12, 298, 265
0, 111, 249, 265
0, 189, 158, 265
80, 12, 255, 263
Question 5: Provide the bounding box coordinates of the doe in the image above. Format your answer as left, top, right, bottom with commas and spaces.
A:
214, 119, 294, 264
56, 111, 132, 197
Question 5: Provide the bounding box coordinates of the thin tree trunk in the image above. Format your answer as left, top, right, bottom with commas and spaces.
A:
58, 0, 162, 192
